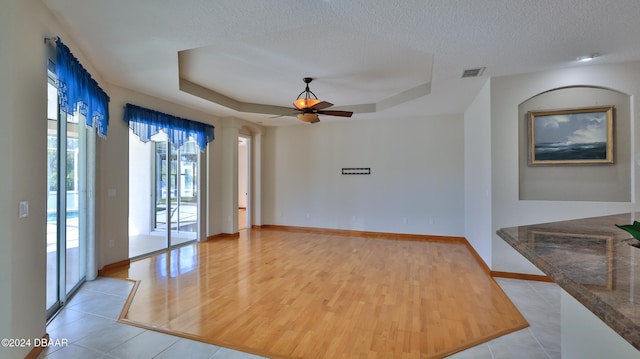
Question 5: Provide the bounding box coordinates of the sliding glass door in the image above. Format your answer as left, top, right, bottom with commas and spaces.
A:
46, 80, 59, 313
129, 132, 199, 258
46, 73, 89, 319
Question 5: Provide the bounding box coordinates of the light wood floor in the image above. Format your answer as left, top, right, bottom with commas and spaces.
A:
106, 229, 527, 359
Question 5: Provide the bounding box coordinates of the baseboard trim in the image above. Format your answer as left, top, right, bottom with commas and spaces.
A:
118, 279, 141, 322
207, 232, 240, 241
260, 224, 466, 243
491, 271, 554, 282
98, 259, 131, 276
459, 241, 553, 282
24, 333, 49, 359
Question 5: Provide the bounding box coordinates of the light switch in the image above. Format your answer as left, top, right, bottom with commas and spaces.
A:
107, 188, 116, 197
19, 201, 29, 218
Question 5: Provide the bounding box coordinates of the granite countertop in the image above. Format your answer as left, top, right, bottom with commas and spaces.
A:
497, 213, 640, 350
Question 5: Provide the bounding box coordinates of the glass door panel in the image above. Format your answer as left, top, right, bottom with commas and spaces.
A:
46, 74, 88, 321
129, 133, 199, 258
46, 82, 59, 313
154, 138, 168, 234
168, 142, 177, 244
171, 140, 198, 246
65, 119, 86, 295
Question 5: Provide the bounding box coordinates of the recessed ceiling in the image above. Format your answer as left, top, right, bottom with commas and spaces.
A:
179, 37, 433, 109
42, 0, 640, 126
178, 37, 433, 117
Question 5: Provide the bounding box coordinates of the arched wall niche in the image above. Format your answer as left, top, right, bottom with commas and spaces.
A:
518, 85, 632, 202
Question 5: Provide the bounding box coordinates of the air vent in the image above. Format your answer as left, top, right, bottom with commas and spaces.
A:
461, 67, 486, 78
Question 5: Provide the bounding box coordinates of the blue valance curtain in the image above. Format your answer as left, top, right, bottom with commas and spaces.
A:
123, 103, 215, 151
55, 37, 110, 137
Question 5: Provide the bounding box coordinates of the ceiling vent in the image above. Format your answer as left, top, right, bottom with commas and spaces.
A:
461, 67, 486, 78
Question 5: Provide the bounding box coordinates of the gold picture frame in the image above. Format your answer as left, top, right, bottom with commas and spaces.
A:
528, 106, 614, 165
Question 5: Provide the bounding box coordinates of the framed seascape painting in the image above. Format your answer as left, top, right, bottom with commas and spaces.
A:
528, 106, 614, 165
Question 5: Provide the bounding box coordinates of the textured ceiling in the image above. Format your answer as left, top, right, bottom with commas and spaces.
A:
43, 0, 640, 126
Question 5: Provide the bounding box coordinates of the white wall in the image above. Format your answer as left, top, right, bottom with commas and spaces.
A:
464, 80, 493, 267
561, 290, 640, 358
490, 62, 640, 273
262, 115, 464, 236
220, 123, 240, 233
0, 0, 16, 348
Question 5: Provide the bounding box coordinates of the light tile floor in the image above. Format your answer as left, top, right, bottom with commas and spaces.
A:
39, 277, 560, 359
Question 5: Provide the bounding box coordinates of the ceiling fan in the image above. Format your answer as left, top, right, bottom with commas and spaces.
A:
282, 77, 353, 124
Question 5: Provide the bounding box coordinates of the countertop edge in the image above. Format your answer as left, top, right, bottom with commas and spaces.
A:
497, 227, 640, 350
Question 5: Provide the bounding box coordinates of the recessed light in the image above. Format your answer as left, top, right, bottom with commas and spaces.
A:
576, 53, 600, 62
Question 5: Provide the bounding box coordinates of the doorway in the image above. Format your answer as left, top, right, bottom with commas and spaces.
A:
238, 136, 250, 230
128, 132, 200, 258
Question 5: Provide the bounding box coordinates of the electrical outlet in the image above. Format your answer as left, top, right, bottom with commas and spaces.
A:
19, 201, 29, 218
108, 240, 115, 248
402, 217, 408, 224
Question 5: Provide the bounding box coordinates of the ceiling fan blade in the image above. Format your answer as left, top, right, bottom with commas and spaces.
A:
310, 101, 333, 110
267, 113, 296, 120
317, 110, 353, 117
268, 111, 299, 119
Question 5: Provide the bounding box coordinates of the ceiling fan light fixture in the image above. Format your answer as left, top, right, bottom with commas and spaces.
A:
294, 98, 320, 110
286, 77, 352, 124
294, 77, 320, 110
297, 113, 319, 123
